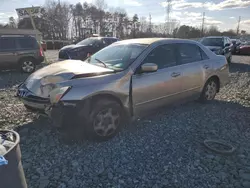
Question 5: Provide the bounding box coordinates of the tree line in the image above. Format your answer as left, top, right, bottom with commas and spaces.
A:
0, 0, 240, 41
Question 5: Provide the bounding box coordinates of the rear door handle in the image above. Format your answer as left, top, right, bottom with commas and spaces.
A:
171, 72, 181, 77
203, 65, 209, 69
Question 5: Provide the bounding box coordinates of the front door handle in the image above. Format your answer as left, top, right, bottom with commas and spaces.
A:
203, 65, 209, 69
171, 72, 181, 77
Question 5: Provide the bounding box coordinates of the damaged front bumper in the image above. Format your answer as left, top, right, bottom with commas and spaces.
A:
45, 101, 80, 130
16, 83, 50, 113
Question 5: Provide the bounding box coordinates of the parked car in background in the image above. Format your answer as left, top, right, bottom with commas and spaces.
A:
238, 41, 250, 55
231, 39, 241, 54
41, 41, 47, 51
200, 36, 232, 63
0, 35, 44, 73
58, 37, 119, 61
17, 38, 229, 140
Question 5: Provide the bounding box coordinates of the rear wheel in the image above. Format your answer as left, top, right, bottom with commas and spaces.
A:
20, 58, 36, 73
200, 79, 219, 102
83, 99, 123, 141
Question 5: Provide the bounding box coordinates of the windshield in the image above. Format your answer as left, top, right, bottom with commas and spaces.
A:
87, 43, 147, 70
201, 38, 223, 47
77, 38, 101, 46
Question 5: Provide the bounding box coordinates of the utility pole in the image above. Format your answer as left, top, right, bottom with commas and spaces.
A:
149, 13, 152, 33
201, 12, 205, 37
165, 0, 172, 35
236, 16, 241, 35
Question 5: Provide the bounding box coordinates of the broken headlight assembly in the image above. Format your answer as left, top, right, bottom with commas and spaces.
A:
49, 86, 71, 104
40, 75, 66, 97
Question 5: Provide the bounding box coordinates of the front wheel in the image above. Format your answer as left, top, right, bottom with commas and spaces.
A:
84, 99, 123, 141
200, 79, 218, 102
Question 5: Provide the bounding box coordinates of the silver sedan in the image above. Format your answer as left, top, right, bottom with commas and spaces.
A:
17, 38, 229, 140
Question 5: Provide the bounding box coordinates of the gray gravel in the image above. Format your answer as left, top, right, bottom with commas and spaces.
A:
0, 55, 250, 188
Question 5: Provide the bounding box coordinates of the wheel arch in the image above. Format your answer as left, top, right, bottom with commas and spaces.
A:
78, 93, 131, 121
18, 56, 37, 64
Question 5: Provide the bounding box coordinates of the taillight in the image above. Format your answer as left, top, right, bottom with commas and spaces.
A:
39, 47, 43, 56
87, 53, 91, 57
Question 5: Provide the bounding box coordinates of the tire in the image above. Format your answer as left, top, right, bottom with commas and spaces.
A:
83, 99, 123, 141
199, 79, 219, 102
20, 58, 36, 73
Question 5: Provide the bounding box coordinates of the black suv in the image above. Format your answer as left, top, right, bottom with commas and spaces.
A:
58, 37, 119, 61
0, 35, 44, 73
200, 36, 232, 63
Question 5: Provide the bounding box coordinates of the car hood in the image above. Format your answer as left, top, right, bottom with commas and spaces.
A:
29, 59, 113, 79
24, 60, 114, 97
206, 46, 222, 51
60, 44, 90, 51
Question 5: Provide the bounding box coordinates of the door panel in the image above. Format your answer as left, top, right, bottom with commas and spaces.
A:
176, 43, 205, 99
132, 66, 183, 116
177, 62, 204, 99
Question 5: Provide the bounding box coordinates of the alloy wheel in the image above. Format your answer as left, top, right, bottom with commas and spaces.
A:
93, 108, 120, 137
205, 81, 217, 100
22, 61, 35, 73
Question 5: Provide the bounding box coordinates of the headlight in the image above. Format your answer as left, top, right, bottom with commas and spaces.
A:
50, 86, 70, 104
214, 49, 223, 55
40, 83, 57, 97
40, 75, 66, 97
40, 75, 65, 86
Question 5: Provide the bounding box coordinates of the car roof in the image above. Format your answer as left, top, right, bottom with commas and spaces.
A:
89, 37, 118, 40
203, 36, 225, 39
115, 38, 198, 45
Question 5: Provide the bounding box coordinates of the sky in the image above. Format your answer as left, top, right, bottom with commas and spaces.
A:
0, 0, 250, 32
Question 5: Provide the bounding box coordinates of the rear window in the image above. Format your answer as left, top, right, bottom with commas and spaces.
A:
201, 38, 223, 47
77, 38, 101, 46
103, 38, 118, 45
17, 37, 37, 49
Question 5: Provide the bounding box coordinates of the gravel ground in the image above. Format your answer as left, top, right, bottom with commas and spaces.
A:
0, 55, 250, 188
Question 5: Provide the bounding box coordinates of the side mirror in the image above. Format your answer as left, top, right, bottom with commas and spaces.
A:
225, 43, 230, 47
140, 63, 158, 73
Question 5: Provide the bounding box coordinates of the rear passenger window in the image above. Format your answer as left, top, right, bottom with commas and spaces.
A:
200, 48, 209, 60
17, 38, 36, 49
0, 37, 16, 51
177, 43, 202, 64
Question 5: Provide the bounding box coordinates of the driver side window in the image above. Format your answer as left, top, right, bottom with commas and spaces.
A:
143, 44, 177, 69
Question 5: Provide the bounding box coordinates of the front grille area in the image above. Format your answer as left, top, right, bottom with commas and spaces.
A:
59, 50, 69, 59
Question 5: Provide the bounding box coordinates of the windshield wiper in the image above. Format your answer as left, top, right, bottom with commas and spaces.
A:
95, 58, 107, 68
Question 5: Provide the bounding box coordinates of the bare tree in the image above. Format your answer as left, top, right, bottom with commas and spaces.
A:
94, 0, 107, 10
206, 25, 221, 36
8, 17, 17, 28
140, 16, 148, 32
